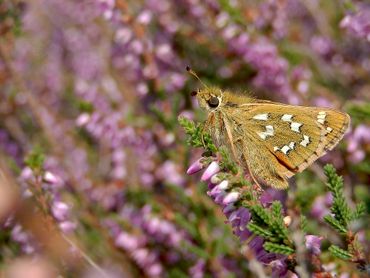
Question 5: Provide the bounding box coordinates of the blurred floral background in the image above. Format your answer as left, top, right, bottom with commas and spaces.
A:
0, 0, 369, 277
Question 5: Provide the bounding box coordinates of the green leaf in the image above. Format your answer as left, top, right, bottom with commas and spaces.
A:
350, 202, 366, 220
328, 245, 353, 260
323, 215, 347, 234
248, 204, 271, 226
247, 223, 273, 238
323, 164, 351, 226
271, 201, 283, 221
300, 215, 308, 234
178, 116, 217, 153
346, 102, 370, 124
173, 213, 199, 238
24, 147, 45, 172
182, 242, 209, 259
263, 242, 295, 255
270, 220, 289, 242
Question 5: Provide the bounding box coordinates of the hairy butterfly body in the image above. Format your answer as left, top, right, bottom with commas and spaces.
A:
193, 86, 350, 190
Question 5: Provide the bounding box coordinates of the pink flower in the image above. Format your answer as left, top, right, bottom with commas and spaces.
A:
305, 235, 323, 255
186, 158, 207, 175
222, 192, 240, 205
200, 161, 220, 181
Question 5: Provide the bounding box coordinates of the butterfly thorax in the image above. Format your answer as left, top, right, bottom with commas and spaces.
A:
196, 87, 254, 111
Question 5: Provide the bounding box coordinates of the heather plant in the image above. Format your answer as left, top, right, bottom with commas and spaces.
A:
0, 0, 369, 277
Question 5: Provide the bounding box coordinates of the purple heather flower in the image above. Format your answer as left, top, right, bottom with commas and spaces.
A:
311, 193, 333, 220
201, 161, 220, 181
76, 113, 90, 127
187, 158, 207, 175
222, 192, 240, 205
189, 259, 206, 278
260, 188, 286, 207
217, 180, 229, 190
347, 124, 370, 163
59, 221, 77, 234
270, 258, 289, 277
310, 36, 334, 58
137, 10, 153, 25
156, 160, 185, 185
52, 201, 70, 221
207, 183, 225, 199
147, 263, 163, 277
43, 171, 62, 185
20, 167, 33, 181
115, 232, 141, 250
305, 235, 322, 255
11, 224, 37, 254
340, 9, 370, 42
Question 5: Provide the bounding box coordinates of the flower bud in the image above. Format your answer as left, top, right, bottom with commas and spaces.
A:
305, 235, 322, 255
200, 161, 220, 181
187, 158, 206, 175
222, 192, 240, 205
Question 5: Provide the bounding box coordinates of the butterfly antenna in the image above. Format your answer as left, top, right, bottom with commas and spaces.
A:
186, 66, 209, 89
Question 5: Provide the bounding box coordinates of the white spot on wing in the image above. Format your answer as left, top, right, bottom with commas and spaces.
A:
257, 125, 274, 140
275, 141, 296, 155
253, 113, 269, 121
258, 132, 267, 140
300, 135, 310, 147
281, 114, 293, 122
281, 145, 290, 154
317, 111, 326, 124
326, 127, 333, 133
317, 114, 326, 119
291, 122, 302, 132
265, 125, 274, 136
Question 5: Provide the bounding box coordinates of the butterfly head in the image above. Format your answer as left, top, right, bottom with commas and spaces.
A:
186, 66, 225, 111
192, 87, 224, 112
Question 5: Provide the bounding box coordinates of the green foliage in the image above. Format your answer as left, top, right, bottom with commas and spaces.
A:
247, 223, 273, 238
0, 1, 23, 36
24, 147, 45, 172
178, 116, 217, 154
328, 245, 353, 260
300, 215, 308, 234
263, 242, 295, 255
350, 202, 366, 220
219, 147, 239, 175
324, 164, 351, 228
323, 164, 367, 266
323, 215, 347, 234
78, 101, 94, 113
217, 0, 245, 26
246, 202, 293, 255
248, 204, 271, 226
271, 201, 283, 221
346, 102, 370, 124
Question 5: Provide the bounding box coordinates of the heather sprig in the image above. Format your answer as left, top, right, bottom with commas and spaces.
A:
245, 201, 294, 255
178, 116, 217, 154
180, 117, 297, 276
323, 164, 367, 270
181, 115, 370, 276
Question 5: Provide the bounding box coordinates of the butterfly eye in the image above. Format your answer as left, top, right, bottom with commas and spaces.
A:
208, 96, 219, 108
190, 91, 197, 96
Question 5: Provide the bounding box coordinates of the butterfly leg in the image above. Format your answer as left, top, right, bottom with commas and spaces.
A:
222, 116, 240, 164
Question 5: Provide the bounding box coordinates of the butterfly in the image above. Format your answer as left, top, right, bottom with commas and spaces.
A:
188, 67, 350, 189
